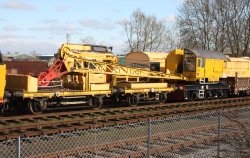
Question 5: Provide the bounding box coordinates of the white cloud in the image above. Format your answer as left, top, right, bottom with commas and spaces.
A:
56, 5, 69, 12
0, 33, 31, 40
117, 17, 128, 25
0, 42, 57, 54
29, 20, 82, 34
0, 33, 57, 54
3, 25, 19, 31
0, 17, 7, 22
80, 18, 116, 30
1, 0, 35, 10
40, 18, 59, 24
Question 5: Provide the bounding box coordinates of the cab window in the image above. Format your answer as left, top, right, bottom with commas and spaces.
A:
184, 53, 196, 72
150, 62, 160, 71
198, 58, 205, 68
198, 59, 201, 67
202, 58, 205, 68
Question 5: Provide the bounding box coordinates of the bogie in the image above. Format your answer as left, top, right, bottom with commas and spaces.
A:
127, 94, 139, 106
88, 96, 104, 109
159, 93, 167, 104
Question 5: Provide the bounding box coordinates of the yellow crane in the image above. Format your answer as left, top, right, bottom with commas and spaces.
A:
39, 44, 182, 107
0, 52, 6, 107
38, 43, 118, 86
6, 43, 182, 114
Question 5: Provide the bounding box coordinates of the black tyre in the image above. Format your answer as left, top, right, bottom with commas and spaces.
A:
27, 100, 44, 114
159, 93, 167, 104
89, 96, 104, 109
127, 94, 139, 106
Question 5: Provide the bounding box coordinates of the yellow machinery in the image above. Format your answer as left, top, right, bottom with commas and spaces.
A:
4, 45, 250, 114
58, 43, 118, 63
224, 57, 250, 94
125, 51, 169, 72
225, 57, 250, 78
166, 48, 229, 100
6, 43, 182, 114
183, 49, 226, 82
0, 65, 6, 105
166, 48, 226, 82
38, 43, 118, 86
0, 52, 6, 106
165, 49, 184, 74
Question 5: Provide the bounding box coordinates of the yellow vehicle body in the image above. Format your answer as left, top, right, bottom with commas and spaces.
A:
5, 43, 183, 114
59, 43, 118, 64
6, 74, 38, 92
225, 57, 250, 78
125, 51, 168, 72
0, 64, 6, 104
224, 57, 250, 93
165, 48, 226, 82
165, 49, 184, 74
197, 58, 225, 82
182, 49, 226, 82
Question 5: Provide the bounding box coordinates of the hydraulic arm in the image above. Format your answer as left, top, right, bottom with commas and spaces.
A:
38, 43, 118, 86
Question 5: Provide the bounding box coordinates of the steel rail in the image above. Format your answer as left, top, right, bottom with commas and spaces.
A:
0, 97, 249, 141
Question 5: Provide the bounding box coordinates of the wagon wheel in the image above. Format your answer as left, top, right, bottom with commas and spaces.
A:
218, 90, 225, 98
27, 100, 45, 114
159, 93, 167, 104
189, 91, 196, 101
89, 96, 104, 109
223, 90, 228, 98
127, 94, 139, 107
205, 91, 212, 100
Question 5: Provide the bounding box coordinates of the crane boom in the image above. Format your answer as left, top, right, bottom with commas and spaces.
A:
38, 43, 183, 87
71, 56, 182, 80
38, 43, 118, 86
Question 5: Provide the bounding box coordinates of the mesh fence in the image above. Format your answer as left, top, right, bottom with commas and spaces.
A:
0, 107, 249, 158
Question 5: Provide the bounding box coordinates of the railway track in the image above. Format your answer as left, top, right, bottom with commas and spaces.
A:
30, 119, 250, 158
0, 96, 249, 141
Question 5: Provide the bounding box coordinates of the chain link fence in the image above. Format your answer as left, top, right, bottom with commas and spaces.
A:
0, 107, 250, 158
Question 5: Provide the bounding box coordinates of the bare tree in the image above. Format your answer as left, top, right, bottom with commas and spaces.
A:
178, 0, 215, 50
178, 0, 250, 56
161, 26, 181, 51
122, 9, 177, 52
224, 0, 250, 56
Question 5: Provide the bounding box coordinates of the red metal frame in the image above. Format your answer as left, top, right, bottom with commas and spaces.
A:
38, 59, 68, 86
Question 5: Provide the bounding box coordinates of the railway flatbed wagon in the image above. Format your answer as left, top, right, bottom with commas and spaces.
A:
5, 74, 174, 114
1, 44, 182, 115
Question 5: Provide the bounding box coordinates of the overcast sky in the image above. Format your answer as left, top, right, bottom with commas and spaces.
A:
0, 0, 183, 54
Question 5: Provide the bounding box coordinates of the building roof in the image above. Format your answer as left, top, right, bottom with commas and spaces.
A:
15, 54, 36, 60
185, 48, 226, 60
3, 53, 36, 60
126, 51, 168, 60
